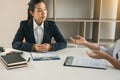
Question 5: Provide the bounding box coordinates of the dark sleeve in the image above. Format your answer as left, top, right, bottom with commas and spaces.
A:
12, 21, 34, 52
50, 22, 67, 51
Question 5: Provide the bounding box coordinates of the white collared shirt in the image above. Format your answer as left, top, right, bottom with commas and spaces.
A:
33, 19, 44, 44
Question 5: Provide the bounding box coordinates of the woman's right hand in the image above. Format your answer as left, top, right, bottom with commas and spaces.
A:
32, 43, 51, 53
69, 34, 87, 45
87, 50, 108, 59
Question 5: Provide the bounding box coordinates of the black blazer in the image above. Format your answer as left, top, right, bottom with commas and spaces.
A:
12, 19, 67, 52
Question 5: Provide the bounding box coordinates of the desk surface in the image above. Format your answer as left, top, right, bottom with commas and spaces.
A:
0, 48, 120, 80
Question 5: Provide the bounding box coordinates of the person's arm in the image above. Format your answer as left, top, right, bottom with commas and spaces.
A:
105, 54, 120, 69
50, 21, 67, 51
12, 21, 34, 52
69, 35, 99, 50
87, 50, 120, 70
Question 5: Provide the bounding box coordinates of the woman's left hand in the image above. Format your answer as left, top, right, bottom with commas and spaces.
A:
87, 50, 108, 59
41, 43, 52, 52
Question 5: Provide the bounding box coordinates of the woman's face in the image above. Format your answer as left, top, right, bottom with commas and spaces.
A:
30, 2, 47, 25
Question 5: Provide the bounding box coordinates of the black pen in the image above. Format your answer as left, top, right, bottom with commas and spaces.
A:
27, 57, 31, 62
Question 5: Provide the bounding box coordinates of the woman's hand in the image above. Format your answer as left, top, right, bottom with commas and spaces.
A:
87, 50, 120, 70
33, 43, 52, 53
87, 50, 108, 59
69, 35, 87, 45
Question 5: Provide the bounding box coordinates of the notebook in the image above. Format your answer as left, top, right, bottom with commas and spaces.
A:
0, 60, 27, 70
0, 53, 27, 66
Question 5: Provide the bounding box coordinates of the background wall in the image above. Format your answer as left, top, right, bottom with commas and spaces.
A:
0, 0, 28, 48
53, 0, 118, 40
0, 0, 118, 48
100, 0, 118, 39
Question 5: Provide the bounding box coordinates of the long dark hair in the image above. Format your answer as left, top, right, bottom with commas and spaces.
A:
27, 0, 46, 20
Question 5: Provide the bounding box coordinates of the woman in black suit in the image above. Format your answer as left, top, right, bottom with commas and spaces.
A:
12, 0, 67, 52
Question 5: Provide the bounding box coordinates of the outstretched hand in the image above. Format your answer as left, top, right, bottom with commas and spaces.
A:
69, 35, 87, 45
87, 50, 108, 59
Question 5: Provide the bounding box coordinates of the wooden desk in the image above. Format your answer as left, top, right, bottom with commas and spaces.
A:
0, 48, 120, 80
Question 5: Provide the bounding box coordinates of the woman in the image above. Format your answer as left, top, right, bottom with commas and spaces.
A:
12, 0, 67, 52
69, 34, 120, 69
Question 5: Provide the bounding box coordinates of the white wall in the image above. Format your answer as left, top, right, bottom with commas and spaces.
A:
0, 0, 118, 48
51, 0, 94, 39
55, 0, 118, 40
0, 0, 28, 48
100, 0, 118, 39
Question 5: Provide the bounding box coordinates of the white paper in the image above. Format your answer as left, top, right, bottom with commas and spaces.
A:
71, 57, 106, 69
31, 52, 58, 59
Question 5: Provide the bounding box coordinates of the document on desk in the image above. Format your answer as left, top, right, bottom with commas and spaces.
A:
30, 52, 60, 61
64, 56, 106, 70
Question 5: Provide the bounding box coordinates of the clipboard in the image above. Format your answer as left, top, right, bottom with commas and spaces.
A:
64, 56, 106, 70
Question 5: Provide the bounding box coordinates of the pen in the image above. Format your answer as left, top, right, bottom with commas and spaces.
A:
27, 57, 31, 62
40, 56, 60, 60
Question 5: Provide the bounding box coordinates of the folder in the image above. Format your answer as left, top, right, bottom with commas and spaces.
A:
30, 52, 60, 61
